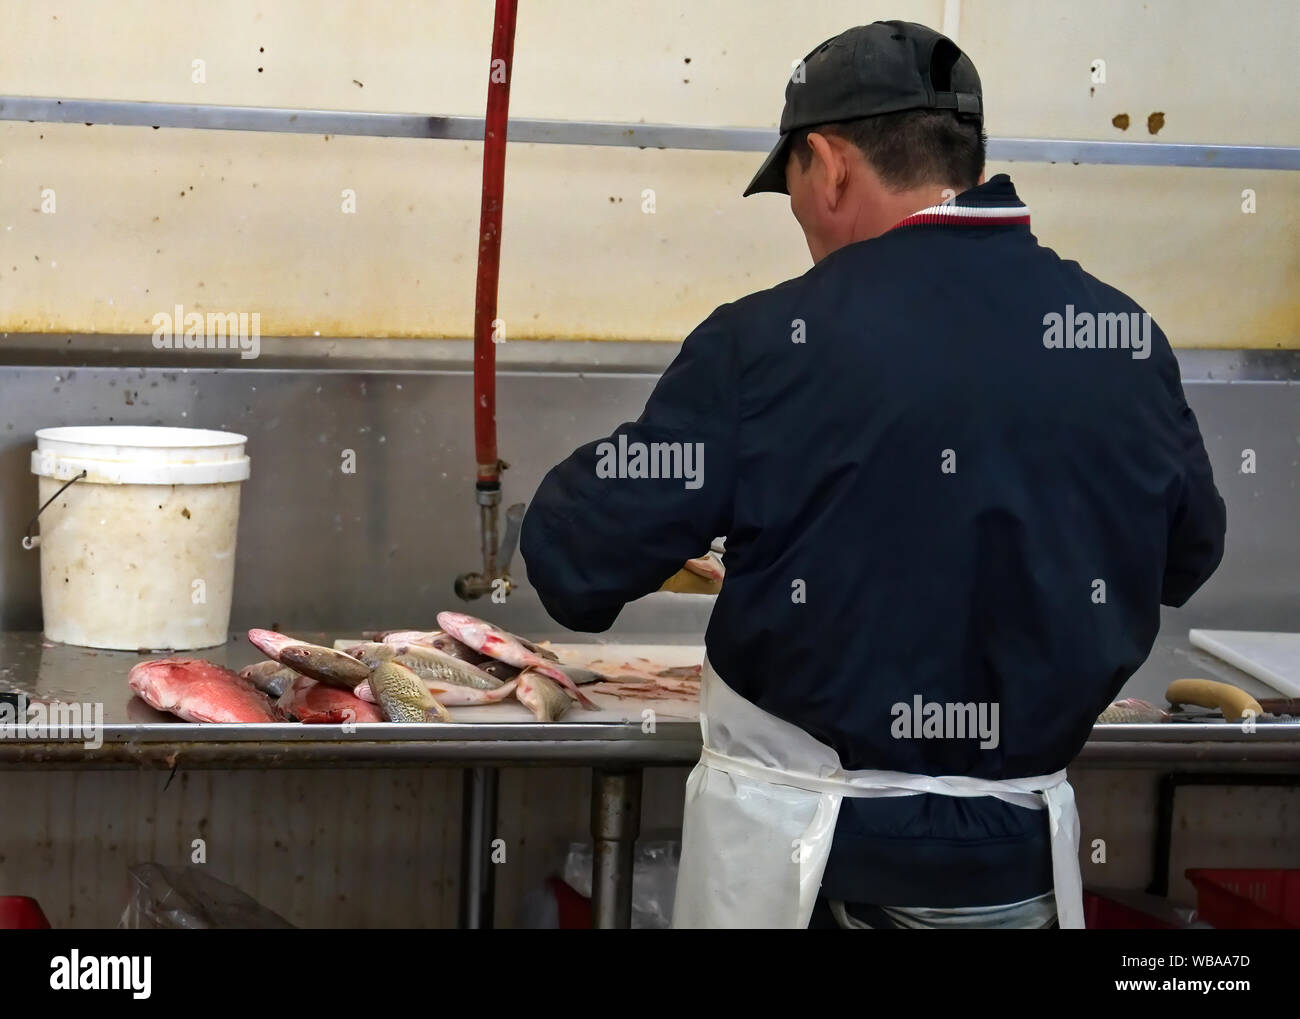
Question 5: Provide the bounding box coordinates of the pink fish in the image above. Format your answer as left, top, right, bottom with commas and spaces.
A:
277, 676, 383, 724
436, 612, 596, 709
1096, 698, 1170, 724
128, 658, 282, 723
382, 628, 556, 663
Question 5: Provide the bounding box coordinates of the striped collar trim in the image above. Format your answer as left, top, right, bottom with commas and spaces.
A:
892, 203, 1031, 230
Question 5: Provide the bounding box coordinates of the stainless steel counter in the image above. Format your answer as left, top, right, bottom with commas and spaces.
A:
2, 628, 1297, 929
1, 629, 1297, 770
0, 631, 704, 765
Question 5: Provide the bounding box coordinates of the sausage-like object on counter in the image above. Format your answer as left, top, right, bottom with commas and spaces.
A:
1165, 679, 1264, 721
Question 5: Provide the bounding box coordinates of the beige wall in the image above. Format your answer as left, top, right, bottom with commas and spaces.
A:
0, 0, 1296, 345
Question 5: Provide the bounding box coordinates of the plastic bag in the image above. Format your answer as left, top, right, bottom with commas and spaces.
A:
562, 839, 680, 929
119, 863, 295, 929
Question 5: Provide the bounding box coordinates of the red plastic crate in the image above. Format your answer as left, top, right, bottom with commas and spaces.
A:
0, 896, 51, 929
1186, 868, 1300, 929
1084, 889, 1182, 929
549, 876, 592, 929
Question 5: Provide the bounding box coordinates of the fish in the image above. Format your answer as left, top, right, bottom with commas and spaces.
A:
368, 660, 452, 723
355, 677, 519, 707
370, 629, 441, 644
425, 679, 518, 706
477, 659, 522, 681
238, 660, 301, 699
382, 627, 562, 665
379, 629, 473, 656
368, 629, 421, 641
247, 629, 369, 689
346, 642, 504, 691
436, 612, 596, 709
1097, 698, 1170, 724
128, 658, 282, 723
516, 637, 560, 663
278, 676, 384, 724
516, 669, 572, 722
349, 643, 517, 706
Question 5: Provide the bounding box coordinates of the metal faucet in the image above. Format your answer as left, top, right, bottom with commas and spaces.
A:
455, 493, 526, 602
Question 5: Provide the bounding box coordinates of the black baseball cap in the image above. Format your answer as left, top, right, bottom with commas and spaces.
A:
743, 21, 983, 197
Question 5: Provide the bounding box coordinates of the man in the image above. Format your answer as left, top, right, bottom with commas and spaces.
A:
520, 21, 1225, 929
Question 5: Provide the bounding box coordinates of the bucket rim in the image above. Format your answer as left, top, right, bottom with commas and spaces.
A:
35, 425, 247, 448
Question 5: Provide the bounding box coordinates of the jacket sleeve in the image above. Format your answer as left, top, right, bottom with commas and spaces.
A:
520, 310, 738, 632
1157, 345, 1227, 607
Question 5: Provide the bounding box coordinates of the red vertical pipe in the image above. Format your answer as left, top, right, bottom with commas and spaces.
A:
473, 0, 518, 485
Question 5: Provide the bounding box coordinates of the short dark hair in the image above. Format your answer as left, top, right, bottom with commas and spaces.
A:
791, 108, 986, 192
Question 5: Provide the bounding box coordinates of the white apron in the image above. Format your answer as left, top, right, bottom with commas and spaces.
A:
671, 660, 1085, 929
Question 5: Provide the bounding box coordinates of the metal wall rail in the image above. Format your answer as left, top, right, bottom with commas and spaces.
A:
2, 95, 1297, 171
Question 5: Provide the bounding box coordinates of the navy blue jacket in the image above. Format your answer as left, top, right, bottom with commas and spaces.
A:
521, 175, 1226, 907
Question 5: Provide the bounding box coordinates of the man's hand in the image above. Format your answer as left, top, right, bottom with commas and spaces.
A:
659, 549, 725, 594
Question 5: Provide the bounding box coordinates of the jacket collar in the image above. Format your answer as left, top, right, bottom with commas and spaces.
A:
889, 174, 1030, 230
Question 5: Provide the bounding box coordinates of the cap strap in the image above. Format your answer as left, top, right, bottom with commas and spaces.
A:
933, 91, 982, 117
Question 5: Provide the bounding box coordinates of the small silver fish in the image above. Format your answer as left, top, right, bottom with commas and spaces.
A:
238, 660, 300, 699
354, 677, 518, 707
347, 642, 504, 691
248, 629, 369, 689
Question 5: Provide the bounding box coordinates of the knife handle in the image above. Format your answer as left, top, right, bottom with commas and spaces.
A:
1166, 678, 1264, 721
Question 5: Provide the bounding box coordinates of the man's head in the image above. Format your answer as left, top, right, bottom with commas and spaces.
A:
785, 108, 986, 261
745, 22, 987, 262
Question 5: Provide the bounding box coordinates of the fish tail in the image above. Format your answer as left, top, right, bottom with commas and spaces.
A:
492, 679, 519, 702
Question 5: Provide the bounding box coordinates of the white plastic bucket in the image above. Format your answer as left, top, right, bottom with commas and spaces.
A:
28, 426, 251, 650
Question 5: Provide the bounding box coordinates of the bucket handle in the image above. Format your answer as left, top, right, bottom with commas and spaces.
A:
21, 470, 87, 550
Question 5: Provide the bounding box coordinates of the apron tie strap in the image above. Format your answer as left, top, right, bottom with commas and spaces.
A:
675, 662, 1087, 929
698, 746, 1085, 928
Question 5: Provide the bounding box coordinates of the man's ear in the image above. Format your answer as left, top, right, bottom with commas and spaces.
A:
806, 132, 846, 209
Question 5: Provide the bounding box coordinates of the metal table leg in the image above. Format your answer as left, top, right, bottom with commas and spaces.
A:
459, 766, 500, 929
590, 766, 643, 929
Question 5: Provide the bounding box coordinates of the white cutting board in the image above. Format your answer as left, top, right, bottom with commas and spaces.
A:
1189, 630, 1300, 698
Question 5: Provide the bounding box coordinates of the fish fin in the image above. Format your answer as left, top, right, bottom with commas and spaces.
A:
535, 663, 598, 710
424, 696, 452, 723
519, 637, 560, 662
